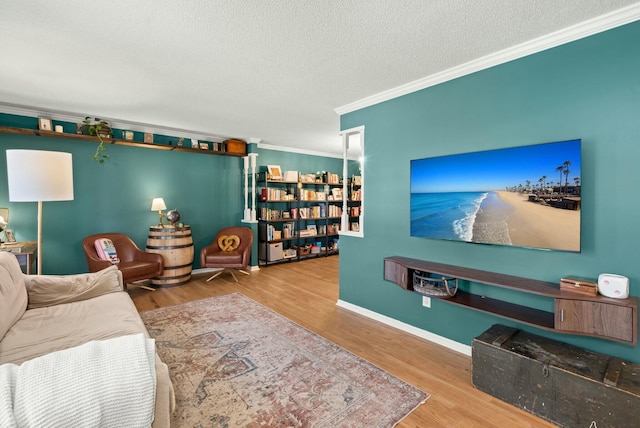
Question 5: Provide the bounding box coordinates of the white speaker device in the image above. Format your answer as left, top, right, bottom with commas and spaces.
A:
597, 274, 629, 299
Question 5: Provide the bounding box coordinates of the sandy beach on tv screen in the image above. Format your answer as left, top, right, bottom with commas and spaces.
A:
491, 191, 580, 251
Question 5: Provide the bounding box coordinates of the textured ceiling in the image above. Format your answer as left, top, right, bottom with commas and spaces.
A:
0, 1, 638, 156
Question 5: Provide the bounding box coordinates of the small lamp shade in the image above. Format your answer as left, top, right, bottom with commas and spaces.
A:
151, 197, 167, 226
151, 198, 167, 211
7, 150, 74, 201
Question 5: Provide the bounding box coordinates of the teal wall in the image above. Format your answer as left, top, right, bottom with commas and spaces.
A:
0, 114, 342, 275
339, 21, 640, 363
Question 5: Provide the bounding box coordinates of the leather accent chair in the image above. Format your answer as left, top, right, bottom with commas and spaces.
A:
200, 226, 253, 282
82, 233, 164, 289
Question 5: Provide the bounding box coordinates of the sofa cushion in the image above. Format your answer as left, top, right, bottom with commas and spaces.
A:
0, 292, 148, 365
0, 252, 27, 341
25, 265, 123, 309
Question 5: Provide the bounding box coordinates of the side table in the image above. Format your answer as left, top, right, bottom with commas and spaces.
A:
1, 241, 37, 274
145, 225, 194, 287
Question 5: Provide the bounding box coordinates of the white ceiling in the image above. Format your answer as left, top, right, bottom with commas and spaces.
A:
1, 1, 639, 157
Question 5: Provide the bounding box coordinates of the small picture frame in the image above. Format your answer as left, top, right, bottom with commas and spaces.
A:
144, 133, 154, 143
267, 165, 283, 180
199, 142, 209, 150
191, 139, 199, 149
4, 229, 16, 243
38, 118, 52, 131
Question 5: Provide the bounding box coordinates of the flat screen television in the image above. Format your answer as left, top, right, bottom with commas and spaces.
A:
410, 139, 581, 252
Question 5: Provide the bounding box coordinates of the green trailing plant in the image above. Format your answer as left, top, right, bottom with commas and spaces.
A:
82, 117, 111, 163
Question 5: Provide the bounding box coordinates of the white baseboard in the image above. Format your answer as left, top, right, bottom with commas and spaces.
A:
336, 299, 472, 356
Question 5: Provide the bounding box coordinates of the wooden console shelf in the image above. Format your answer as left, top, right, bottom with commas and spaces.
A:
0, 126, 246, 157
384, 256, 638, 345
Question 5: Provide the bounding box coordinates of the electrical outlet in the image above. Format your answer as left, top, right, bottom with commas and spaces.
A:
422, 296, 431, 308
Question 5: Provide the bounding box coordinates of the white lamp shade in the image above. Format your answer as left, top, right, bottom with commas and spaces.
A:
7, 150, 74, 201
151, 198, 166, 211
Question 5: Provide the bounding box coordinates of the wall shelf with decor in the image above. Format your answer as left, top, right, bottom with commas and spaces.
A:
257, 170, 343, 266
384, 256, 638, 345
0, 126, 247, 157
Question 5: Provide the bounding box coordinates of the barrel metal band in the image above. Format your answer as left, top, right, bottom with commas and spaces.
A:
146, 243, 194, 250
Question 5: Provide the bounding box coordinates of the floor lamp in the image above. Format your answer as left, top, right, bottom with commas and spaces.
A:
6, 150, 74, 275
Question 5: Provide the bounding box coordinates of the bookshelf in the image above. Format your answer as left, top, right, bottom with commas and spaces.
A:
257, 171, 344, 265
347, 176, 362, 232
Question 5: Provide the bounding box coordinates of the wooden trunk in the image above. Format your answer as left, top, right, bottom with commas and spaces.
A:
472, 324, 640, 427
224, 138, 247, 154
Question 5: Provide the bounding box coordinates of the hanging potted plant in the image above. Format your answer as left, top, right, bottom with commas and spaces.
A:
79, 117, 112, 163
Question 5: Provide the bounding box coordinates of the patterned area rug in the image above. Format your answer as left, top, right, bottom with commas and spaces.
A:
140, 293, 429, 427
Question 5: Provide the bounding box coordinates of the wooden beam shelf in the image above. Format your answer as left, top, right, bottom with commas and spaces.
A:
384, 256, 638, 345
0, 125, 246, 157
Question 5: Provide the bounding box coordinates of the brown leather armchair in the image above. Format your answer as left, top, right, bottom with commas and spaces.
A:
82, 233, 164, 289
200, 226, 253, 282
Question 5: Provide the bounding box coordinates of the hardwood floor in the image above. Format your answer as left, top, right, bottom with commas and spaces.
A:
130, 256, 553, 427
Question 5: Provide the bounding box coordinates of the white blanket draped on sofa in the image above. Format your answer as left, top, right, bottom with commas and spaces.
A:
0, 333, 156, 428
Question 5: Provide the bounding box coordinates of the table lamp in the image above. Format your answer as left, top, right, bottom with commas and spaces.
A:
6, 150, 74, 275
151, 197, 167, 226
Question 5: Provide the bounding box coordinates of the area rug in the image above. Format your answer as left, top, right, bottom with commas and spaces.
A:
140, 293, 429, 427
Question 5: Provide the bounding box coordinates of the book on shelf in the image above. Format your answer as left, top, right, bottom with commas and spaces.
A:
328, 205, 342, 217
260, 208, 286, 221
326, 172, 340, 184
283, 222, 296, 239
263, 187, 295, 201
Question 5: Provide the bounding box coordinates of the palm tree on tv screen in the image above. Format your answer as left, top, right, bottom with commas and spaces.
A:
563, 160, 572, 195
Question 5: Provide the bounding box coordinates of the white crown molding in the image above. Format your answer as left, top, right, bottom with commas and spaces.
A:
336, 299, 472, 356
257, 142, 343, 159
335, 4, 640, 116
0, 102, 236, 142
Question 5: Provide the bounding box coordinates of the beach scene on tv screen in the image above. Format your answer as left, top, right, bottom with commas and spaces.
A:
410, 139, 581, 252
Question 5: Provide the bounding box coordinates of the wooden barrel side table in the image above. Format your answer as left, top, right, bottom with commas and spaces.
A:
146, 225, 194, 287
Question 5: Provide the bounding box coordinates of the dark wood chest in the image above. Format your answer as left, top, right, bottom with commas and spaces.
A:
472, 324, 640, 427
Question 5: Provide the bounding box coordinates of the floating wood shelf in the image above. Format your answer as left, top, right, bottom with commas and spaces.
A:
384, 256, 638, 345
0, 126, 246, 157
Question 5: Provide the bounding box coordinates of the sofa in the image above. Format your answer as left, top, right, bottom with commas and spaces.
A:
0, 251, 174, 427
